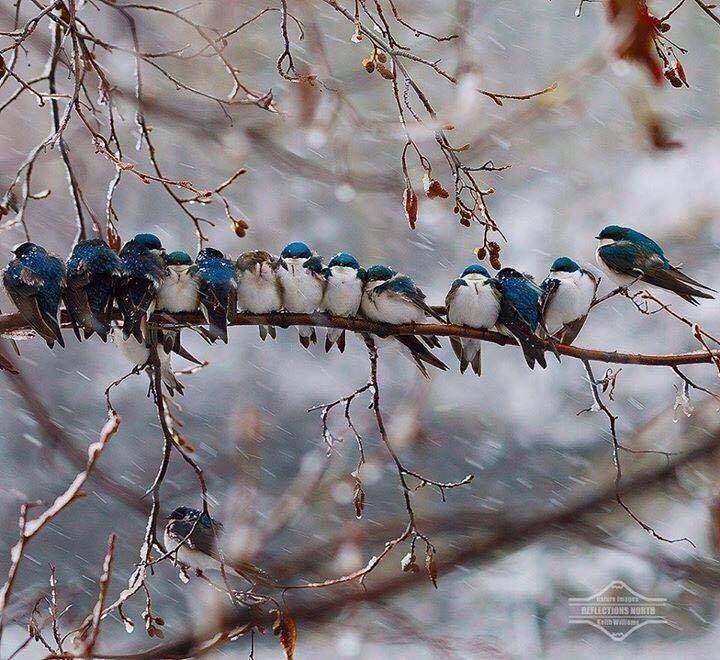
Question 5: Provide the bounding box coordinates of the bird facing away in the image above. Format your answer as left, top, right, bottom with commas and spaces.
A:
361, 264, 448, 378
596, 225, 715, 305
235, 250, 283, 341
277, 241, 325, 348
117, 233, 166, 343
445, 264, 501, 376
156, 250, 199, 314
321, 251, 364, 353
540, 257, 598, 346
495, 267, 549, 370
3, 242, 66, 348
195, 248, 237, 344
164, 506, 274, 586
64, 238, 122, 342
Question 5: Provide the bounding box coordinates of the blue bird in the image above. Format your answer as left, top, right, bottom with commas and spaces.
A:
117, 233, 166, 343
3, 242, 66, 348
445, 264, 501, 376
361, 264, 448, 378
540, 257, 598, 346
495, 267, 550, 370
195, 247, 237, 344
277, 241, 325, 348
321, 252, 364, 353
65, 238, 122, 342
596, 225, 715, 304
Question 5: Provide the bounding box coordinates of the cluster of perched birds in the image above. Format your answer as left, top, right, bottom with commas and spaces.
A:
2, 225, 715, 390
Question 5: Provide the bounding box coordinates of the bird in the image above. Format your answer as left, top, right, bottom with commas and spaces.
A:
164, 506, 274, 586
157, 250, 199, 314
445, 264, 501, 376
64, 238, 122, 342
596, 225, 715, 305
111, 327, 184, 396
361, 264, 448, 378
277, 241, 325, 348
540, 257, 598, 345
321, 251, 364, 353
2, 242, 66, 348
195, 247, 237, 344
495, 267, 550, 370
235, 250, 283, 341
117, 233, 166, 343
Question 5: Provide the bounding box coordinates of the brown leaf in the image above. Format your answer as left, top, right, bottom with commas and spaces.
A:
376, 63, 395, 80
362, 57, 375, 74
107, 222, 122, 252
403, 186, 418, 229
663, 58, 688, 88
423, 172, 449, 199
425, 547, 438, 588
272, 607, 297, 660
401, 552, 419, 573
353, 480, 365, 518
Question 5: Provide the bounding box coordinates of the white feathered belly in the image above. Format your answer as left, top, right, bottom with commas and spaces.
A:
157, 272, 199, 312
544, 275, 595, 335
364, 292, 424, 324
447, 284, 500, 329
237, 273, 281, 313
279, 266, 324, 313
323, 273, 362, 317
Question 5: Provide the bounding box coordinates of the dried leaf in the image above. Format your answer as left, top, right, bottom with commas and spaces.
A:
107, 223, 122, 252
376, 62, 395, 80
401, 551, 419, 573
271, 607, 297, 660
425, 547, 438, 588
353, 480, 365, 518
403, 186, 418, 229
423, 172, 449, 199
362, 57, 375, 74
663, 58, 688, 88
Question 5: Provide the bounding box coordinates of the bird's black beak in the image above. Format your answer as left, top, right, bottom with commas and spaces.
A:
278, 258, 288, 270
594, 235, 601, 240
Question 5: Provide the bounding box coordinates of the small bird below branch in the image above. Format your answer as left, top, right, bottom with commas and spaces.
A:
0, 309, 716, 368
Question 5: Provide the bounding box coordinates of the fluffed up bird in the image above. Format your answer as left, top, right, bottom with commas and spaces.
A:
195, 247, 237, 344
3, 242, 66, 348
277, 241, 325, 348
445, 264, 501, 376
235, 250, 283, 341
361, 264, 448, 378
321, 251, 364, 353
157, 251, 199, 314
540, 257, 598, 345
64, 238, 122, 342
117, 233, 166, 343
111, 327, 185, 395
164, 506, 274, 586
596, 225, 715, 304
495, 267, 550, 370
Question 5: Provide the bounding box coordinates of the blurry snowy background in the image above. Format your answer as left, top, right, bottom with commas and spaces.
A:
1, 0, 720, 657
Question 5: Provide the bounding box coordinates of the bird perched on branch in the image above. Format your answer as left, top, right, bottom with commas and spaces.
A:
164, 506, 274, 587
235, 250, 283, 341
540, 257, 598, 346
157, 250, 199, 314
64, 238, 122, 342
117, 233, 166, 343
445, 264, 500, 376
195, 247, 237, 344
495, 267, 551, 370
277, 241, 325, 348
3, 242, 66, 349
361, 264, 448, 378
321, 251, 364, 353
596, 225, 715, 304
